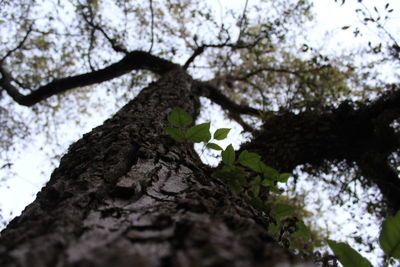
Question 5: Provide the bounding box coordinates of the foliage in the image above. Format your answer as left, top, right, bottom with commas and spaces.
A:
328, 210, 400, 267
327, 240, 372, 267
1, 0, 400, 264
379, 211, 400, 260
166, 108, 400, 266
165, 108, 314, 254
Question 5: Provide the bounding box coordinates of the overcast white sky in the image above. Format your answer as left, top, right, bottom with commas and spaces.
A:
1, 0, 400, 265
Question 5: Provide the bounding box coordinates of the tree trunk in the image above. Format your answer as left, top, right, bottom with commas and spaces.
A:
0, 69, 308, 267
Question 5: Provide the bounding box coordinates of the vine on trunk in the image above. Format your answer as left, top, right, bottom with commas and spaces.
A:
165, 107, 400, 267
164, 108, 311, 254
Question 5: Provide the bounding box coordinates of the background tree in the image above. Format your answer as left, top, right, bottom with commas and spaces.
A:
0, 0, 399, 266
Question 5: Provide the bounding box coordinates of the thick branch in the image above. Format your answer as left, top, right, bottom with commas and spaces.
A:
194, 80, 261, 132
0, 51, 179, 106
242, 89, 400, 211
362, 86, 400, 120
357, 152, 400, 213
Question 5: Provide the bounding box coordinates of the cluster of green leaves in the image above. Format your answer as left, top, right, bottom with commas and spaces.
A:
164, 107, 229, 145
165, 108, 312, 251
328, 210, 400, 267
166, 108, 400, 266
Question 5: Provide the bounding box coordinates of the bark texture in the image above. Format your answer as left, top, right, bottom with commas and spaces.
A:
0, 69, 308, 267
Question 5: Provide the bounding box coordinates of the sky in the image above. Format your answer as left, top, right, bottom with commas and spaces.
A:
1, 0, 400, 265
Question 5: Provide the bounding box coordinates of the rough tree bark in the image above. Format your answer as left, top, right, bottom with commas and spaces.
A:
0, 69, 309, 266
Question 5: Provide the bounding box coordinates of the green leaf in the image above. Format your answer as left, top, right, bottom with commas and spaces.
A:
164, 127, 186, 142
251, 185, 260, 197
212, 165, 245, 182
186, 122, 211, 143
379, 210, 400, 259
278, 173, 291, 183
268, 223, 279, 236
249, 197, 268, 213
270, 185, 283, 194
213, 128, 231, 140
230, 179, 243, 194
221, 144, 235, 165
206, 142, 223, 151
263, 166, 279, 180
261, 178, 274, 187
327, 240, 372, 267
292, 220, 311, 239
167, 108, 193, 127
253, 175, 262, 185
271, 204, 294, 221
238, 150, 262, 171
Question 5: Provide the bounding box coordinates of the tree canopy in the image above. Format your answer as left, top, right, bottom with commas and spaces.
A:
1, 0, 400, 265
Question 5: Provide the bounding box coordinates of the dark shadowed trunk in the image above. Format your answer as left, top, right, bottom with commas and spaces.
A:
0, 69, 307, 267
243, 98, 400, 213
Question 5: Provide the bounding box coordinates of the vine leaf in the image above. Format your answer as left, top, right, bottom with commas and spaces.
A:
251, 175, 262, 197
261, 178, 274, 186
379, 210, 400, 259
212, 165, 246, 181
206, 142, 223, 151
327, 240, 372, 267
164, 127, 186, 142
268, 222, 279, 236
269, 185, 283, 194
292, 220, 311, 239
262, 165, 279, 180
238, 150, 262, 171
186, 122, 211, 143
213, 128, 231, 140
167, 108, 193, 127
278, 173, 291, 183
271, 203, 294, 221
230, 179, 242, 194
221, 144, 235, 165
249, 196, 268, 213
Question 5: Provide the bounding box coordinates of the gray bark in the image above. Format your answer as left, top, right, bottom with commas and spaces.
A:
0, 69, 308, 267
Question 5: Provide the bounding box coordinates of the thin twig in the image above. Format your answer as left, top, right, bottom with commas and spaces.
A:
148, 0, 155, 53
0, 23, 34, 63
88, 28, 96, 71
183, 36, 265, 70
183, 46, 205, 70
79, 1, 128, 54
237, 0, 249, 43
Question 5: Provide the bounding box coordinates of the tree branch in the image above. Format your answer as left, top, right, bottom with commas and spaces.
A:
183, 46, 205, 70
236, 0, 249, 43
79, 2, 128, 54
0, 51, 179, 106
148, 0, 155, 53
228, 67, 302, 81
194, 80, 261, 132
362, 85, 400, 120
183, 35, 266, 70
0, 23, 33, 63
87, 28, 96, 71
